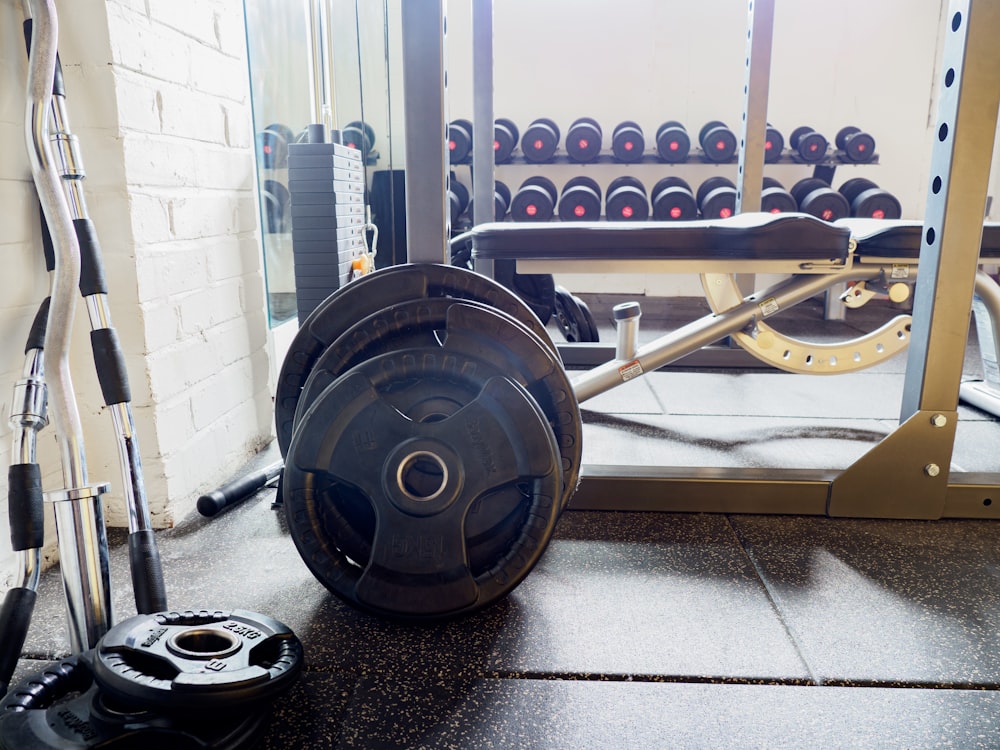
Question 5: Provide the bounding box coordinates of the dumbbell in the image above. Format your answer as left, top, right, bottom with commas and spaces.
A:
521, 118, 561, 163
342, 120, 375, 160
696, 176, 737, 219
789, 126, 828, 163
448, 118, 474, 163
494, 118, 520, 163
566, 117, 603, 163
790, 177, 850, 221
510, 176, 558, 221
656, 121, 690, 163
699, 121, 738, 163
258, 123, 293, 169
838, 178, 902, 219
835, 126, 877, 164
448, 179, 470, 225
612, 121, 645, 163
558, 176, 602, 221
605, 176, 649, 221
467, 180, 512, 222
760, 177, 797, 214
764, 123, 784, 163
651, 176, 698, 221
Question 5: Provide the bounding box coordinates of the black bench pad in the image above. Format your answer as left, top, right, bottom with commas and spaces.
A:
471, 213, 851, 263
842, 219, 1000, 259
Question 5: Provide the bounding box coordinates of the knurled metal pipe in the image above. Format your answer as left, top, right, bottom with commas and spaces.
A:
613, 302, 642, 362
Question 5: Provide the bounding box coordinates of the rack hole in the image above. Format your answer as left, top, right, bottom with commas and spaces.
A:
984, 498, 993, 507
938, 123, 949, 142
932, 176, 942, 194
926, 227, 936, 245
952, 11, 962, 31
945, 68, 955, 87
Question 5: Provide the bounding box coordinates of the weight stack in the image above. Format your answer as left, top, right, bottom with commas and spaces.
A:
287, 141, 368, 324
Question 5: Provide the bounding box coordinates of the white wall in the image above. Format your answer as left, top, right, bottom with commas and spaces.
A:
1, 0, 274, 593
440, 0, 952, 295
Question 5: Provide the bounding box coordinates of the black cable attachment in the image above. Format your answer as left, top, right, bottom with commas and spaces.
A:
7, 464, 44, 552
90, 328, 131, 405
22, 19, 65, 97
129, 529, 168, 615
74, 219, 108, 296
0, 587, 39, 699
24, 297, 50, 354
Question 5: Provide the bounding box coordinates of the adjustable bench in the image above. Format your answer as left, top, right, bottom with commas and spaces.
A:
471, 213, 1000, 409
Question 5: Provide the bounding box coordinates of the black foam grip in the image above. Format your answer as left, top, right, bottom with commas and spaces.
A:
90, 328, 131, 405
129, 529, 168, 615
0, 587, 37, 698
39, 211, 55, 272
22, 20, 66, 97
24, 297, 50, 353
7, 464, 44, 552
198, 462, 284, 517
74, 219, 108, 296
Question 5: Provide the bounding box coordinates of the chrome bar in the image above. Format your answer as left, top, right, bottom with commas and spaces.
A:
25, 0, 112, 651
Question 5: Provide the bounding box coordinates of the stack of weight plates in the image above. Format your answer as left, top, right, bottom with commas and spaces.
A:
276, 264, 583, 621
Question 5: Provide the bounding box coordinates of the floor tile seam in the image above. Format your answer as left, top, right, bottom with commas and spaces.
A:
481, 670, 815, 687
723, 515, 822, 686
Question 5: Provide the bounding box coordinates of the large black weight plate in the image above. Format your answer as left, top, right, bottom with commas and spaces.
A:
294, 297, 582, 511
276, 263, 556, 457
284, 347, 563, 619
92, 610, 303, 714
0, 656, 267, 749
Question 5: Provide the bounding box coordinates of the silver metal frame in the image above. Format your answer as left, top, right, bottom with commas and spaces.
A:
399, 0, 1000, 521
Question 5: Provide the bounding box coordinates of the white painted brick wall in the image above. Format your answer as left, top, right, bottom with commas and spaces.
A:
2, 0, 273, 596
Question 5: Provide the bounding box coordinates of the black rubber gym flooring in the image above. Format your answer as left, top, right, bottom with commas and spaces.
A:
11, 297, 1000, 748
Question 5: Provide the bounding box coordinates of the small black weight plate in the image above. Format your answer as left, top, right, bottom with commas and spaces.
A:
573, 295, 600, 342
93, 610, 303, 714
346, 119, 376, 148
794, 131, 828, 163
284, 347, 563, 619
275, 263, 556, 457
521, 175, 558, 204
0, 656, 269, 749
843, 132, 876, 163
294, 297, 581, 511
